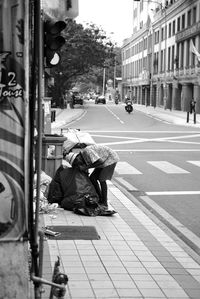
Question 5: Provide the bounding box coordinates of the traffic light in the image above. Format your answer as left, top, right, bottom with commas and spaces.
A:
44, 20, 66, 67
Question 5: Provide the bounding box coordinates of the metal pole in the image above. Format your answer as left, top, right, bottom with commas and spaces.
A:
33, 1, 44, 298
35, 0, 43, 252
103, 67, 106, 95
164, 6, 167, 109
113, 58, 116, 90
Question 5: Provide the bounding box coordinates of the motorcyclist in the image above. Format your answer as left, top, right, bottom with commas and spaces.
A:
125, 95, 132, 105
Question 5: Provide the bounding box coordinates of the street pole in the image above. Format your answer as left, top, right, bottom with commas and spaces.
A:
113, 57, 116, 90
103, 67, 106, 95
164, 6, 167, 109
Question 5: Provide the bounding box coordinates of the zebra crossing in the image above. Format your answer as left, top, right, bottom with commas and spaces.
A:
114, 160, 200, 195
115, 160, 200, 175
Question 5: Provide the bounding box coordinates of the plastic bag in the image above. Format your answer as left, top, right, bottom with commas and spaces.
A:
63, 129, 95, 154
47, 165, 99, 211
47, 165, 117, 216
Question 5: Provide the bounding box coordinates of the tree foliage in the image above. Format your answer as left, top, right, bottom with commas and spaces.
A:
48, 19, 117, 101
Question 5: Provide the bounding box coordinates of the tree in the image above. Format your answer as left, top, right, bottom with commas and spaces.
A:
47, 19, 116, 103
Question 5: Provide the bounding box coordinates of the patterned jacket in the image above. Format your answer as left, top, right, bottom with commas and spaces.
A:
80, 145, 119, 168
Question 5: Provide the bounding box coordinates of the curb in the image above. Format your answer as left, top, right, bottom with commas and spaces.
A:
52, 109, 86, 131
113, 178, 200, 263
134, 105, 200, 127
138, 195, 200, 257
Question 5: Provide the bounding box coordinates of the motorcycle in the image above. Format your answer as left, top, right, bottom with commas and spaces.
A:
115, 96, 119, 105
125, 100, 133, 114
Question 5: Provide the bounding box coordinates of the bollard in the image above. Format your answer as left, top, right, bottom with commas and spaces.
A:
186, 111, 190, 123
51, 110, 56, 122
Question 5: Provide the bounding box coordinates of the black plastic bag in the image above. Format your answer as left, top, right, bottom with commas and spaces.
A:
47, 165, 117, 216
47, 165, 99, 211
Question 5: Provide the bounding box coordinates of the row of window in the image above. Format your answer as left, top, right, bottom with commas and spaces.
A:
122, 36, 199, 80
123, 4, 198, 60
123, 57, 148, 80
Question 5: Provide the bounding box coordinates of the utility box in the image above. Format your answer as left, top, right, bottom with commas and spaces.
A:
41, 134, 67, 178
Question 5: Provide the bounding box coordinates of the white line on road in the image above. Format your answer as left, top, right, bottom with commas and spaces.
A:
147, 161, 189, 174
105, 106, 124, 124
115, 161, 142, 174
91, 132, 200, 147
167, 140, 200, 145
146, 191, 200, 195
91, 134, 140, 140
112, 149, 200, 152
187, 161, 200, 167
86, 130, 200, 133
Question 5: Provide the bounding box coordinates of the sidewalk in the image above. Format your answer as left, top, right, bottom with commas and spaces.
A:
133, 104, 200, 128
41, 105, 200, 299
51, 107, 86, 133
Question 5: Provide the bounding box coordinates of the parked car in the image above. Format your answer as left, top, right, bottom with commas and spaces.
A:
95, 95, 106, 104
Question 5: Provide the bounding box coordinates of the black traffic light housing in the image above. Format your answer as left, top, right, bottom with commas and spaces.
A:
44, 20, 66, 67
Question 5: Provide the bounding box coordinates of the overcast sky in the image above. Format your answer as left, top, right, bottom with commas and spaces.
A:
76, 0, 133, 46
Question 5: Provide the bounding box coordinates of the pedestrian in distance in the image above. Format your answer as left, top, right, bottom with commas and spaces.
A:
64, 144, 119, 209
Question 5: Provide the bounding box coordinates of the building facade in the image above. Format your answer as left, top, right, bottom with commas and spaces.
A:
122, 0, 200, 114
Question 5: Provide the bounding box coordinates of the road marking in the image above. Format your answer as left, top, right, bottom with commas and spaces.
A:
87, 130, 200, 133
113, 149, 200, 152
115, 177, 138, 191
105, 106, 124, 124
91, 134, 140, 140
167, 140, 200, 145
115, 161, 142, 174
90, 132, 200, 147
187, 161, 200, 167
99, 139, 148, 146
146, 190, 200, 195
147, 161, 189, 174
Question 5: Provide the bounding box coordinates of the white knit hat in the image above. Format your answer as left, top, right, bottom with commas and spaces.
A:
65, 152, 78, 165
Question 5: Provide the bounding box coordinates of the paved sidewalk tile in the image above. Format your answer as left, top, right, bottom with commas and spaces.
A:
41, 182, 200, 299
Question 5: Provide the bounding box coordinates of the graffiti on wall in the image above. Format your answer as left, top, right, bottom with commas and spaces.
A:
0, 0, 27, 241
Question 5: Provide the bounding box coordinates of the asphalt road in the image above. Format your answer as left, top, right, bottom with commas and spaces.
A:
63, 100, 200, 253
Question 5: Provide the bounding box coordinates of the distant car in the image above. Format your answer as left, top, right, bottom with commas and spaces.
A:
95, 95, 106, 104
72, 91, 83, 106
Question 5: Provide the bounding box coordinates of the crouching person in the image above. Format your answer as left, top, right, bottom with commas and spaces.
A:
65, 144, 119, 209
